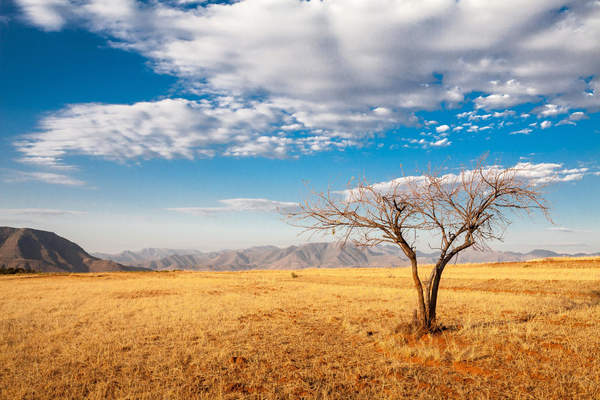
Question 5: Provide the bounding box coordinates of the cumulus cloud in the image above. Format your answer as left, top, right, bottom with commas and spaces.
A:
15, 98, 358, 164
435, 124, 450, 133
11, 0, 600, 164
167, 198, 300, 215
540, 120, 552, 129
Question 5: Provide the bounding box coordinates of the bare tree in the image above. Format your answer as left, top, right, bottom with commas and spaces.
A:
289, 159, 550, 333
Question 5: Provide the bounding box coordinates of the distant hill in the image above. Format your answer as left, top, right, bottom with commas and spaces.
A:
95, 242, 600, 271
0, 227, 144, 273
93, 248, 204, 266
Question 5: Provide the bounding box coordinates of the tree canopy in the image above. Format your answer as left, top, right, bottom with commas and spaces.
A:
290, 160, 550, 332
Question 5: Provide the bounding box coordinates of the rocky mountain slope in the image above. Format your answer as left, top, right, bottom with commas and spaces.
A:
0, 227, 143, 273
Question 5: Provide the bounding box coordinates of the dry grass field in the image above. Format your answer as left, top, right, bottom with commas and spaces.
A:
1, 259, 599, 399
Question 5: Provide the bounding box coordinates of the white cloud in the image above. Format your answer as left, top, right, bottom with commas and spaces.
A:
12, 0, 600, 160
546, 226, 591, 234
492, 110, 516, 118
510, 128, 532, 135
430, 138, 451, 147
456, 111, 474, 119
435, 124, 450, 133
341, 161, 594, 199
556, 119, 576, 126
533, 104, 569, 118
3, 171, 85, 186
14, 156, 76, 170
556, 111, 589, 126
167, 198, 300, 215
373, 107, 391, 116
406, 137, 451, 149
469, 114, 492, 121
540, 120, 552, 129
569, 111, 587, 121
546, 227, 573, 233
15, 98, 359, 164
17, 0, 67, 30
474, 94, 523, 110
0, 208, 87, 217
512, 163, 589, 184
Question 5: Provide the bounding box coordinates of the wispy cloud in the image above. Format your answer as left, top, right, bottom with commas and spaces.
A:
557, 111, 588, 126
492, 110, 516, 118
167, 198, 300, 216
510, 128, 532, 135
3, 170, 85, 186
16, 0, 67, 30
546, 226, 591, 234
0, 208, 87, 217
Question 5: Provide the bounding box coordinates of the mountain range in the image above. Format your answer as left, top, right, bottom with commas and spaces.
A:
2, 226, 597, 273
0, 227, 142, 273
94, 242, 600, 271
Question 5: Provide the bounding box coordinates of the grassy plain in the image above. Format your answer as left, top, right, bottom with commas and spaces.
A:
1, 258, 599, 399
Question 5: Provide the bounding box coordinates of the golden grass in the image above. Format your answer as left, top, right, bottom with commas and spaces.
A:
526, 256, 600, 263
1, 259, 599, 399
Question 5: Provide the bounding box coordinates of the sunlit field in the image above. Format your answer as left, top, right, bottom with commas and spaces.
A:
1, 259, 599, 399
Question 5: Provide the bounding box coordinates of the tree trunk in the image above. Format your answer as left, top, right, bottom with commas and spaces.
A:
426, 262, 447, 329
409, 256, 428, 330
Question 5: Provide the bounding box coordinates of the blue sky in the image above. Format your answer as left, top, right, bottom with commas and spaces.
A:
1, 0, 599, 253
